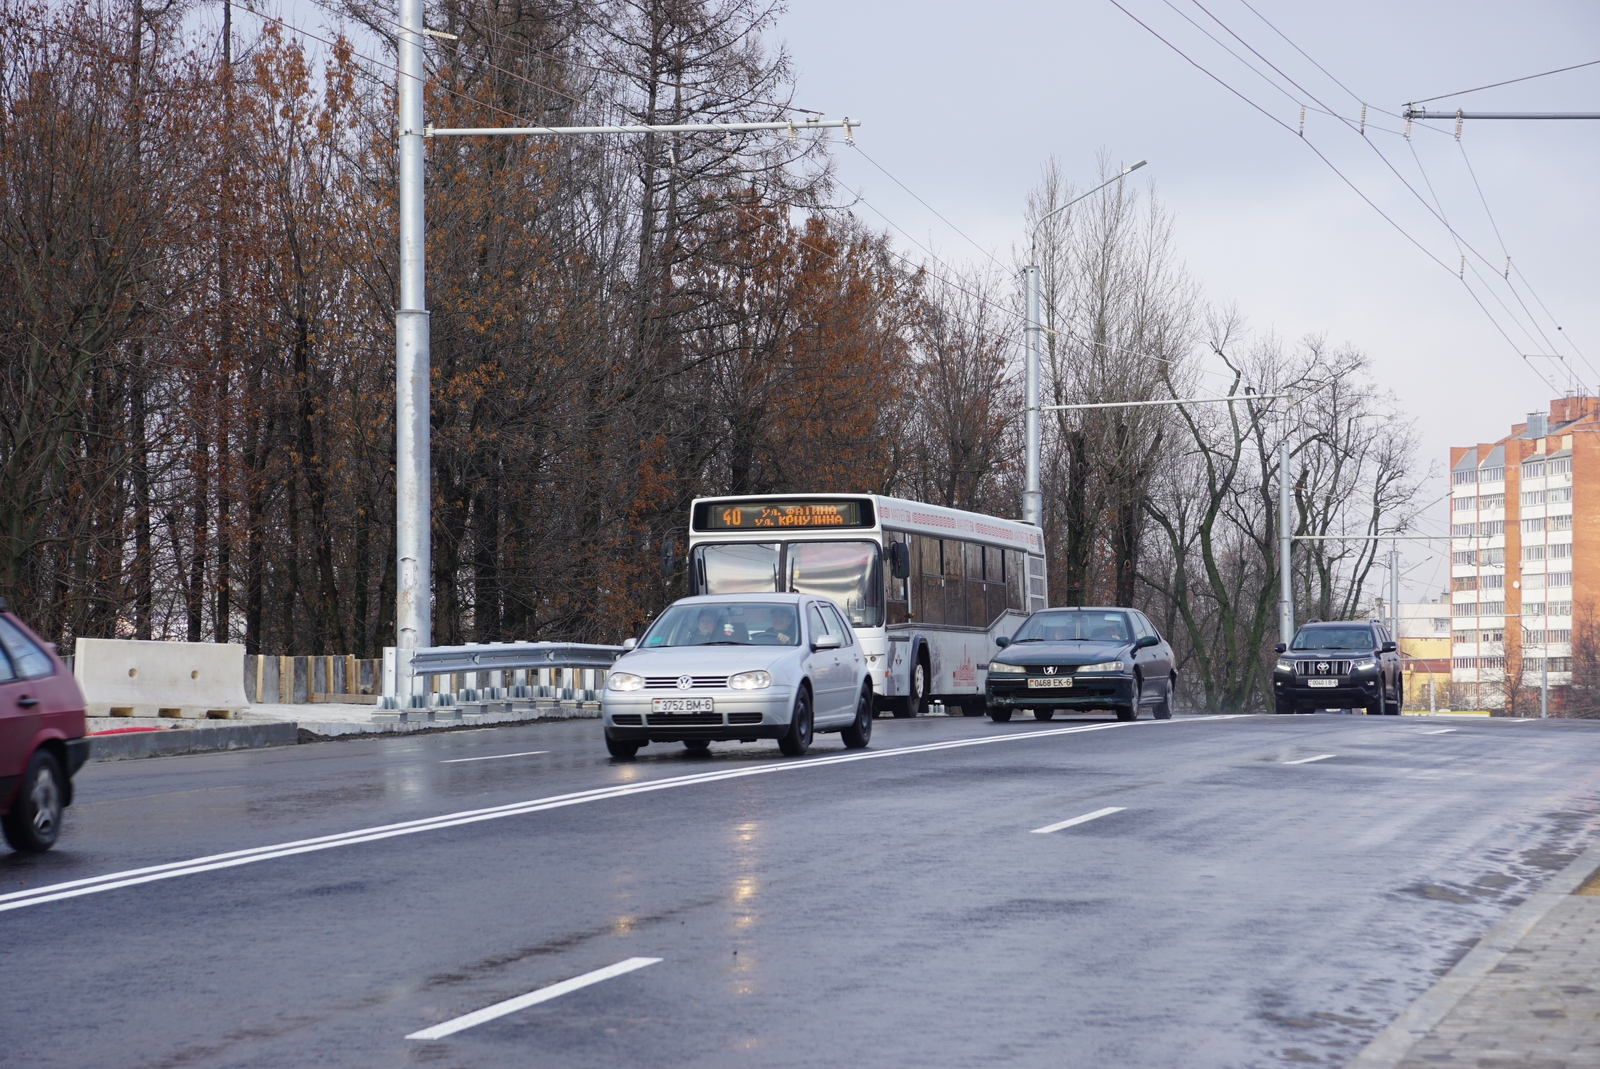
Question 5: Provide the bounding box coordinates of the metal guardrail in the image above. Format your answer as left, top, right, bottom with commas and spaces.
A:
380, 641, 626, 711
407, 641, 625, 676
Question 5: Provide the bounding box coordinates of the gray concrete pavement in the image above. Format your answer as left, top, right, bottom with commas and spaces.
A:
4, 712, 1600, 1068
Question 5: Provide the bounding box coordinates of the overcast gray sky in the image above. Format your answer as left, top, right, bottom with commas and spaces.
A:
777, 0, 1600, 603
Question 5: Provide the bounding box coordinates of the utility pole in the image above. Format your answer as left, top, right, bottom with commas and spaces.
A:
388, 6, 859, 698
1390, 545, 1401, 642
1542, 657, 1549, 719
1020, 161, 1145, 528
1279, 439, 1294, 646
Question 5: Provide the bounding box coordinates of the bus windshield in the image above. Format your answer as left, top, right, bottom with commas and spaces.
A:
696, 540, 881, 627
1011, 610, 1131, 643
641, 602, 800, 647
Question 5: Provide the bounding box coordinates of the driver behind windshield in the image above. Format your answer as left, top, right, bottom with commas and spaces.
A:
1292, 627, 1374, 650
691, 610, 721, 644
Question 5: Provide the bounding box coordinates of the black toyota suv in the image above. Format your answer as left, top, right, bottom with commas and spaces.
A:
1273, 620, 1403, 715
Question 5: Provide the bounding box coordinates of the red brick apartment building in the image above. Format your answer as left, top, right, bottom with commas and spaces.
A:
1450, 397, 1600, 712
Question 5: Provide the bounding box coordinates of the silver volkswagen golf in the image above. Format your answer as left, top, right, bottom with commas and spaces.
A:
601, 593, 872, 759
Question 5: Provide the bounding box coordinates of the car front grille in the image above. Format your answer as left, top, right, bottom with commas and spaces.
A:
611, 714, 642, 725
644, 676, 729, 690
727, 712, 763, 724
645, 712, 722, 725
1296, 659, 1353, 677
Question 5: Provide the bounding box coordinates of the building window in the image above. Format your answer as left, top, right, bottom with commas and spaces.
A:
1454, 496, 1476, 512
1521, 489, 1546, 506
1523, 602, 1544, 616
1452, 576, 1478, 592
1480, 466, 1505, 482
1483, 574, 1504, 589
1550, 514, 1573, 531
1524, 628, 1545, 644
1482, 656, 1506, 670
1482, 494, 1505, 510
1550, 486, 1573, 503
1550, 457, 1572, 475
1453, 657, 1477, 669
1522, 517, 1545, 534
1484, 628, 1505, 644
1549, 629, 1572, 643
1522, 461, 1546, 479
1480, 520, 1505, 536
1524, 574, 1545, 590
1452, 550, 1476, 565
1550, 657, 1573, 672
1451, 603, 1477, 617
1549, 572, 1572, 588
1525, 657, 1545, 672
1433, 618, 1450, 631
1453, 469, 1477, 486
1482, 548, 1505, 565
1451, 523, 1474, 537
1480, 602, 1505, 616
1551, 542, 1572, 559
1524, 545, 1546, 561
1549, 601, 1573, 617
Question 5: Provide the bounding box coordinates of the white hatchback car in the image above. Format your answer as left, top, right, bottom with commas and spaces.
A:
601, 593, 872, 759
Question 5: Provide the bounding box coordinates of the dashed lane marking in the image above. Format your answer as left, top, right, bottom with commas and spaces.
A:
0, 715, 1247, 913
1284, 753, 1336, 765
1031, 806, 1125, 834
1420, 728, 1457, 735
407, 957, 662, 1040
441, 750, 551, 764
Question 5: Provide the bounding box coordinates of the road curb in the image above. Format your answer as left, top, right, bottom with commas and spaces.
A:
1344, 832, 1600, 1069
88, 722, 301, 761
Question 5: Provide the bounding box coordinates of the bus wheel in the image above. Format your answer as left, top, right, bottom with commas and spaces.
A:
895, 657, 929, 718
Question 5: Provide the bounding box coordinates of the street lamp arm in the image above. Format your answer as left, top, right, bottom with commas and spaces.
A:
1029, 160, 1147, 253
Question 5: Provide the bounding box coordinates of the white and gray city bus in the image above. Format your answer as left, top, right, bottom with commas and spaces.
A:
684, 494, 1047, 715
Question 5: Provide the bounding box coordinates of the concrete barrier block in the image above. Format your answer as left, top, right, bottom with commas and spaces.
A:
74, 638, 249, 719
88, 721, 299, 760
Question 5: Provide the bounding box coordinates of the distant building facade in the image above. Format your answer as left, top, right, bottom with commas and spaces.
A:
1450, 397, 1600, 713
1397, 597, 1451, 710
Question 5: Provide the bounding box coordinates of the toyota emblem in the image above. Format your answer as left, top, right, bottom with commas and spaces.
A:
1044, 666, 1057, 675
677, 674, 693, 690
1317, 661, 1330, 674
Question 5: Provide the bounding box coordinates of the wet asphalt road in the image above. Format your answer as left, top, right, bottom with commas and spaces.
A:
4, 712, 1600, 1069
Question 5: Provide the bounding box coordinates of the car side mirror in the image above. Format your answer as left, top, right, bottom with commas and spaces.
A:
1136, 634, 1159, 649
888, 542, 911, 580
995, 635, 1011, 648
1274, 642, 1287, 654
812, 633, 843, 652
622, 638, 637, 651
1381, 641, 1397, 653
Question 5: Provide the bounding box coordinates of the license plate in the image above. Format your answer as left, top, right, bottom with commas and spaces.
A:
1027, 677, 1073, 689
1307, 679, 1338, 688
651, 697, 715, 713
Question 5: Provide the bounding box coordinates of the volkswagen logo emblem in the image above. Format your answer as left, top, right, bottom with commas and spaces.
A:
677, 674, 693, 690
1044, 666, 1057, 675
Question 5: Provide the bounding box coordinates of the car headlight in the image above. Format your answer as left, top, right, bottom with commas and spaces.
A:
728, 670, 772, 690
606, 672, 644, 692
1353, 659, 1376, 672
987, 661, 1025, 674
1078, 660, 1127, 673
1276, 659, 1294, 672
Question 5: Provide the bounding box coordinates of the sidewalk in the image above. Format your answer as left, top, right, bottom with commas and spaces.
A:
1349, 839, 1600, 1068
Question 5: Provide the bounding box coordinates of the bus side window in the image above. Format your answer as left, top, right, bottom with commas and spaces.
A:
886, 533, 909, 625
984, 546, 1007, 626
1027, 554, 1047, 611
917, 536, 945, 625
942, 539, 966, 627
1006, 550, 1025, 611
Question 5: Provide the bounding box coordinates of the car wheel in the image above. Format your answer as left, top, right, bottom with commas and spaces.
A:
961, 701, 986, 717
987, 705, 1013, 722
1364, 697, 1383, 716
683, 739, 711, 754
1385, 688, 1402, 715
841, 688, 873, 749
1274, 698, 1297, 715
604, 732, 640, 760
778, 688, 814, 756
1116, 706, 1137, 721
1153, 677, 1174, 720
1034, 708, 1055, 721
1, 750, 64, 853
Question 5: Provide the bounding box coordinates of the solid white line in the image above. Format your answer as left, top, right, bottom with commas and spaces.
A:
441, 750, 550, 764
1, 714, 1244, 914
1031, 806, 1125, 834
1284, 754, 1336, 765
1420, 728, 1457, 735
407, 957, 661, 1040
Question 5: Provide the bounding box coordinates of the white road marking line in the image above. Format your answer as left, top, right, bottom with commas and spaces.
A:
1420, 728, 1457, 735
1284, 754, 1336, 765
441, 750, 550, 764
0, 715, 1241, 914
1031, 806, 1125, 834
407, 957, 661, 1040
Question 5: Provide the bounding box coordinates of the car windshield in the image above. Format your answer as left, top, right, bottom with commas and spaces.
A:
640, 602, 800, 648
1010, 610, 1131, 643
1292, 627, 1375, 651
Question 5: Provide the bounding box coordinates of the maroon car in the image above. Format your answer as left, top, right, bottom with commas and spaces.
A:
0, 601, 89, 852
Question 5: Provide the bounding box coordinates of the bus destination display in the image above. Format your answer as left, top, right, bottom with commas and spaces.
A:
705, 500, 866, 530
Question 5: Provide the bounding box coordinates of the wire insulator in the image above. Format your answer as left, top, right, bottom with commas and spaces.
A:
843, 117, 852, 144
1359, 104, 1367, 136
1454, 109, 1463, 140
1298, 105, 1306, 137
1403, 117, 1411, 139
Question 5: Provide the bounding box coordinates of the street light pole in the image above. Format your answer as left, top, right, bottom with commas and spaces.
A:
1278, 439, 1294, 646
1021, 160, 1146, 527
395, 0, 430, 687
